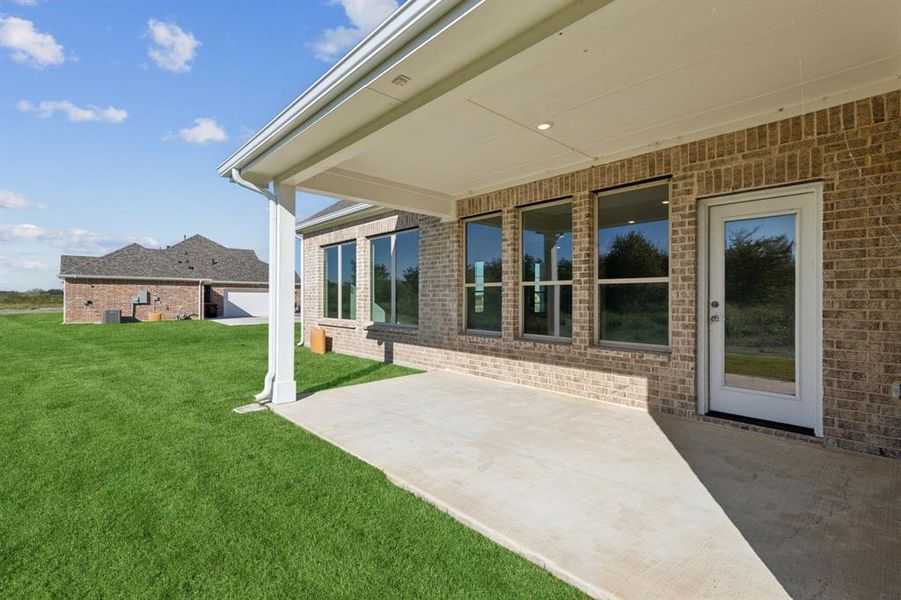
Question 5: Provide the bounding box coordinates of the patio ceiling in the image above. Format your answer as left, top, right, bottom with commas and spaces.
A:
223, 0, 900, 218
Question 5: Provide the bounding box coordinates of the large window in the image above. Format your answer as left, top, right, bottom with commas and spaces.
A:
323, 241, 356, 319
464, 214, 503, 333
597, 181, 670, 347
521, 200, 572, 339
370, 229, 419, 325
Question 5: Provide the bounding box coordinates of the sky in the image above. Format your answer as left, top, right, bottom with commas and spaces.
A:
0, 0, 399, 290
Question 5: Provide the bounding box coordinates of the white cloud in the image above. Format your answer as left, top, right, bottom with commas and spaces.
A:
0, 257, 51, 271
12, 0, 40, 6
146, 19, 199, 73
309, 0, 398, 62
0, 188, 45, 209
0, 16, 64, 68
16, 99, 128, 124
0, 223, 158, 254
166, 117, 227, 144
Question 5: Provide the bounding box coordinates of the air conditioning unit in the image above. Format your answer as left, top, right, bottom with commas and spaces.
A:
102, 309, 121, 324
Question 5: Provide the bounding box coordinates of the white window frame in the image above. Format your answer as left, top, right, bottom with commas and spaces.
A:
595, 179, 672, 352
463, 213, 503, 336
369, 228, 419, 327
519, 198, 573, 341
323, 241, 356, 320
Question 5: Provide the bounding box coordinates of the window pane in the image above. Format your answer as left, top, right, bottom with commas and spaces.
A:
522, 284, 571, 338
466, 286, 501, 332
324, 246, 338, 318
466, 216, 502, 284
395, 230, 419, 325
598, 184, 669, 278
724, 214, 796, 394
599, 282, 668, 346
522, 202, 572, 282
370, 237, 392, 323
341, 243, 356, 320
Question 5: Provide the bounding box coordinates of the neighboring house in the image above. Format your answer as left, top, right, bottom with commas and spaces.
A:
59, 235, 299, 323
223, 1, 899, 458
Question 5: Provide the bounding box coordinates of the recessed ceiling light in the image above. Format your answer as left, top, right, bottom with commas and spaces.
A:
628, 220, 636, 224
661, 200, 669, 204
536, 122, 553, 131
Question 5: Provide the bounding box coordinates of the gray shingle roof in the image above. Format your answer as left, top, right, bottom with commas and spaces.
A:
59, 235, 274, 282
301, 199, 363, 223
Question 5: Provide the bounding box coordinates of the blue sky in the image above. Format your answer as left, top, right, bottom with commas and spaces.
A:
1, 0, 398, 290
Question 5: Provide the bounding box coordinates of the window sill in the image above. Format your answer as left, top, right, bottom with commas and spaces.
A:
518, 334, 573, 345
593, 340, 672, 355
461, 329, 502, 340
365, 322, 419, 335
317, 318, 357, 330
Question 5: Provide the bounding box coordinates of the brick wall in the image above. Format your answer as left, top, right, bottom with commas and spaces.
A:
64, 279, 201, 323
302, 91, 901, 458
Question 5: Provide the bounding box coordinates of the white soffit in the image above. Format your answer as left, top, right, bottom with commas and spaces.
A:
321, 0, 900, 200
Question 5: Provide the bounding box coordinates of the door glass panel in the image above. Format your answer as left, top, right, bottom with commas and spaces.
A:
723, 214, 796, 395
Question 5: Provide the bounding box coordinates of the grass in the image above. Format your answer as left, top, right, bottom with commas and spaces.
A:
0, 313, 580, 598
725, 353, 795, 381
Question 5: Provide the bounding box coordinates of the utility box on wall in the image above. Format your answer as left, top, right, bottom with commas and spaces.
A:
101, 309, 121, 324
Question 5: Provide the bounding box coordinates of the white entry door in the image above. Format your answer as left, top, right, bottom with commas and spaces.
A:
704, 185, 821, 432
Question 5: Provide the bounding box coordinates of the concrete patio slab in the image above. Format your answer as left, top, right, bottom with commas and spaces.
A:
272, 371, 900, 599
208, 316, 301, 326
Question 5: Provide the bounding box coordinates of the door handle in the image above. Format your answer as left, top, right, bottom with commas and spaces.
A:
710, 314, 721, 322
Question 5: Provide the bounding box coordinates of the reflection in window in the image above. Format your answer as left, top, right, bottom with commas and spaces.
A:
324, 242, 356, 319
465, 215, 502, 332
370, 230, 419, 325
724, 214, 796, 393
522, 201, 572, 338
597, 182, 670, 347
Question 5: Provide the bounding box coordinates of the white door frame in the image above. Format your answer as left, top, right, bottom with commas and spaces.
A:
697, 182, 824, 436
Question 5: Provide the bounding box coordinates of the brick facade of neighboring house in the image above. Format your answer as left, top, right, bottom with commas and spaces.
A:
60, 235, 298, 323
301, 91, 901, 458
64, 279, 202, 323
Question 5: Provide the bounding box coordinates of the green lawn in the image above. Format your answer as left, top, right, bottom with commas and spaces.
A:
0, 313, 580, 598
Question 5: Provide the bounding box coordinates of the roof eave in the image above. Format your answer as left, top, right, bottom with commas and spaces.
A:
216, 0, 454, 179
296, 204, 389, 234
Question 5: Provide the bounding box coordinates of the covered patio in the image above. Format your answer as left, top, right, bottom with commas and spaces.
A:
273, 371, 900, 599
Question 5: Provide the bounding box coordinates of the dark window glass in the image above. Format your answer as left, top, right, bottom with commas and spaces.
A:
341, 243, 356, 320
522, 202, 572, 282
598, 185, 669, 279
522, 284, 572, 338
371, 237, 392, 323
466, 286, 502, 332
395, 230, 419, 325
724, 214, 796, 392
370, 230, 419, 325
598, 283, 668, 346
466, 216, 503, 284
597, 184, 670, 346
324, 246, 338, 318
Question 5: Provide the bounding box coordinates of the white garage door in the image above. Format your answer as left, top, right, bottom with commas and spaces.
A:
222, 289, 269, 317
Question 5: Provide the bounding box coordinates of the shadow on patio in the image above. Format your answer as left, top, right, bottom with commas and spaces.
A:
272, 370, 900, 599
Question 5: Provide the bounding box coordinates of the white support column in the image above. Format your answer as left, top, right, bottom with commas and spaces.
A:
270, 182, 297, 404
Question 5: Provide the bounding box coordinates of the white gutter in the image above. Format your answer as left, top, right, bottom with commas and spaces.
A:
229, 168, 278, 403
295, 203, 379, 233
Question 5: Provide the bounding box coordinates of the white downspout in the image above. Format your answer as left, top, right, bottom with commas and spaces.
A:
296, 232, 305, 347
229, 168, 276, 403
